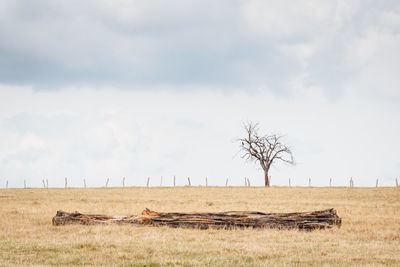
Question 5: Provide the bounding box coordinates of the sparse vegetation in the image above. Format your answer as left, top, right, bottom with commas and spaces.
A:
0, 187, 399, 266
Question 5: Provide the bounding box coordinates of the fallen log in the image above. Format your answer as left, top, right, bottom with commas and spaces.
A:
52, 208, 341, 230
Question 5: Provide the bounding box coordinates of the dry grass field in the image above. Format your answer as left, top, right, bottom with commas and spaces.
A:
0, 186, 399, 266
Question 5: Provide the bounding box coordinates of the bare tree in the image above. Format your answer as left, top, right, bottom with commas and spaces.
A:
238, 122, 294, 187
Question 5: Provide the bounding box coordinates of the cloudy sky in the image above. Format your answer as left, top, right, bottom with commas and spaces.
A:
1, 0, 399, 188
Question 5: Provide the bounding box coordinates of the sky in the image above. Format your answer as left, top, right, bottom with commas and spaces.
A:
1, 0, 399, 188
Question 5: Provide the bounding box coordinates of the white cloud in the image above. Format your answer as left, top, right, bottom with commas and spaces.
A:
0, 86, 399, 188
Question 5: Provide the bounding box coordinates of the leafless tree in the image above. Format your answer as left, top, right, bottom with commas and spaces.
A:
237, 122, 294, 187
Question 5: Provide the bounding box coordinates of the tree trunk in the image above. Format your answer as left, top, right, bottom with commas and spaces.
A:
264, 170, 270, 187
52, 208, 341, 231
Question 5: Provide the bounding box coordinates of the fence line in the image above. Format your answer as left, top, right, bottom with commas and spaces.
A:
4, 176, 400, 189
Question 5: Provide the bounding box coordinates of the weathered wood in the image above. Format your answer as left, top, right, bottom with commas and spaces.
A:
52, 208, 341, 230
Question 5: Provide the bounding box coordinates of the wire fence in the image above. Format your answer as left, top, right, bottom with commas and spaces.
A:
1, 177, 399, 189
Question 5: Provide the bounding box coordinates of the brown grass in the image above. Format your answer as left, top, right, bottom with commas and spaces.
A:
0, 186, 399, 266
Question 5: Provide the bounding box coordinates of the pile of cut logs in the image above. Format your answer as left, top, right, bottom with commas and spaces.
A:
53, 208, 341, 230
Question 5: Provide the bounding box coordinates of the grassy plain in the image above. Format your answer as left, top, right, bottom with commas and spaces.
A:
0, 186, 399, 266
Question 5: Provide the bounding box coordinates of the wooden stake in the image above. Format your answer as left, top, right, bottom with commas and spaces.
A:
187, 177, 191, 186
173, 176, 176, 187
147, 177, 150, 187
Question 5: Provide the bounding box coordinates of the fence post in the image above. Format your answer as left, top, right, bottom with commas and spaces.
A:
174, 176, 176, 187
147, 177, 150, 187
83, 178, 86, 188
65, 177, 67, 188
376, 179, 378, 188
187, 177, 191, 186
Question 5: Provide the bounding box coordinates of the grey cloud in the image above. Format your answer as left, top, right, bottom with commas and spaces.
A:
0, 0, 399, 99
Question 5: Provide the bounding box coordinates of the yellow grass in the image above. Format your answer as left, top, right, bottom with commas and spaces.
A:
0, 186, 399, 266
